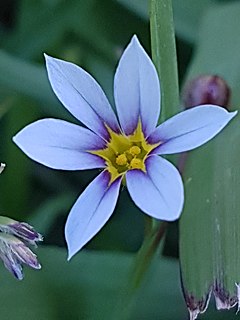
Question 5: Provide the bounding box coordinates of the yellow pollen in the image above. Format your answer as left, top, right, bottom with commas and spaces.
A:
89, 121, 161, 184
129, 145, 141, 156
116, 154, 128, 166
130, 158, 142, 169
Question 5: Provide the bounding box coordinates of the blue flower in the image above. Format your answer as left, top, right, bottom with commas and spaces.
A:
13, 36, 237, 259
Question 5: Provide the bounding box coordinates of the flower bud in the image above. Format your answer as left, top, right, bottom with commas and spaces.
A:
0, 233, 41, 280
0, 216, 42, 279
0, 216, 43, 246
182, 75, 230, 109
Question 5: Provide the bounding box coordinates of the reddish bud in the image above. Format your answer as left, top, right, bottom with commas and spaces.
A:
182, 75, 231, 109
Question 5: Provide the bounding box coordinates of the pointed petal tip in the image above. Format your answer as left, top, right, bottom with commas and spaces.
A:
65, 226, 82, 261
114, 34, 160, 136
198, 104, 238, 119
130, 35, 144, 52
43, 53, 51, 64
150, 105, 238, 155
12, 135, 17, 144
67, 251, 74, 262
64, 172, 121, 262
131, 34, 140, 44
229, 109, 238, 119
66, 245, 80, 261
65, 232, 83, 261
44, 53, 52, 61
12, 133, 22, 149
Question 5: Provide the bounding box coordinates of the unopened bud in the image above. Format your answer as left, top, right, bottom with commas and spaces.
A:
0, 216, 43, 246
0, 216, 42, 279
0, 233, 41, 280
182, 75, 230, 109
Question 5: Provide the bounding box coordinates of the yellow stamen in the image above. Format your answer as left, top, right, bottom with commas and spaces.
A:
130, 158, 143, 169
129, 146, 141, 156
116, 154, 128, 166
89, 121, 161, 184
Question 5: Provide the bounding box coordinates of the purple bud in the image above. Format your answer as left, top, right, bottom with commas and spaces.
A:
0, 246, 23, 280
182, 75, 231, 109
8, 222, 43, 245
13, 241, 41, 270
0, 231, 41, 280
0, 216, 43, 245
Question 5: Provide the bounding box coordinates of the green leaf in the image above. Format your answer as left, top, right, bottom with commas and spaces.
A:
0, 50, 68, 118
180, 2, 240, 318
172, 0, 215, 43
116, 0, 148, 19
184, 2, 240, 106
117, 0, 215, 43
0, 247, 185, 320
149, 0, 179, 122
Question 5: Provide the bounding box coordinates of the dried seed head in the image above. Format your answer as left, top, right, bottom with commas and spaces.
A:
182, 75, 231, 109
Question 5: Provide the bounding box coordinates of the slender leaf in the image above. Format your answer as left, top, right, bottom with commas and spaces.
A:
180, 2, 240, 317
149, 0, 179, 122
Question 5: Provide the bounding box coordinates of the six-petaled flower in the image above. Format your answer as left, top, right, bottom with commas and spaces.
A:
13, 36, 237, 259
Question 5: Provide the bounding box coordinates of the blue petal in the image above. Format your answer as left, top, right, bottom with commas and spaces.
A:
148, 105, 237, 154
65, 171, 121, 259
126, 155, 184, 221
13, 119, 106, 170
45, 54, 120, 140
114, 35, 160, 136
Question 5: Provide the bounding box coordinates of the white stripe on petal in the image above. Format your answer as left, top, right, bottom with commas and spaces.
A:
148, 105, 237, 155
13, 119, 106, 170
126, 155, 184, 221
65, 171, 122, 259
114, 35, 160, 136
45, 54, 120, 139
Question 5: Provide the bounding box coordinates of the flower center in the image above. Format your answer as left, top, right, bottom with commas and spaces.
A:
89, 122, 160, 184
114, 144, 145, 172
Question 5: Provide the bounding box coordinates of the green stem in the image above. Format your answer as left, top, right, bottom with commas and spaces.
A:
130, 221, 168, 291
149, 0, 179, 123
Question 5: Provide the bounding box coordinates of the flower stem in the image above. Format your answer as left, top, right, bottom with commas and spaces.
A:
149, 0, 179, 123
130, 221, 168, 290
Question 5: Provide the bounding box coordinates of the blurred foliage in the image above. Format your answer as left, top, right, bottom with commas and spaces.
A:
0, 0, 239, 319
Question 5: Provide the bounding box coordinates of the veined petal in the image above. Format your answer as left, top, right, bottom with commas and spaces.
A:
13, 119, 106, 170
45, 54, 120, 139
114, 35, 160, 136
148, 105, 237, 154
126, 155, 184, 221
65, 171, 121, 259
